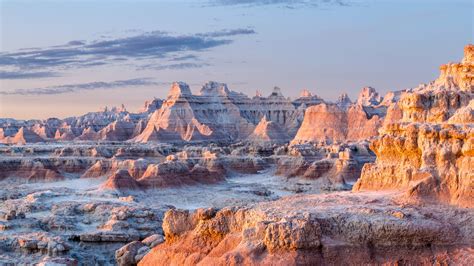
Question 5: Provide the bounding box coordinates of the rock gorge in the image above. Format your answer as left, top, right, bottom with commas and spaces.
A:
0, 45, 472, 265
138, 44, 474, 265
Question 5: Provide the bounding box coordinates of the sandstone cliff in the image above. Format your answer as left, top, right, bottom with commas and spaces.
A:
291, 102, 383, 144
354, 45, 474, 207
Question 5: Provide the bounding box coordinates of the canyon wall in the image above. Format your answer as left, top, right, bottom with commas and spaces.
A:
291, 86, 391, 144
354, 44, 474, 207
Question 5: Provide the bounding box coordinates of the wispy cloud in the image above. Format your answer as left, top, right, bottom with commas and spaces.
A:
171, 55, 199, 61
0, 70, 60, 79
0, 78, 161, 96
0, 28, 256, 78
138, 62, 210, 71
208, 0, 350, 8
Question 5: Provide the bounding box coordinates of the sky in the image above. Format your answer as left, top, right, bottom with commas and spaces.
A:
0, 0, 472, 120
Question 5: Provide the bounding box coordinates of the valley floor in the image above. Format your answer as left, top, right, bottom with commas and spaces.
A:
0, 166, 329, 264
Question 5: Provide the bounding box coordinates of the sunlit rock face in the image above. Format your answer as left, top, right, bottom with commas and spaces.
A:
275, 142, 375, 186
354, 123, 473, 207
101, 169, 143, 191
133, 82, 310, 143
291, 102, 384, 144
96, 120, 136, 141
139, 193, 473, 265
354, 45, 474, 207
0, 127, 44, 145
356, 86, 382, 106
292, 89, 325, 108
1, 79, 388, 145
246, 116, 290, 144
236, 86, 304, 137
134, 81, 254, 143
336, 93, 352, 110
292, 103, 348, 144
435, 44, 474, 92
139, 98, 163, 114
290, 85, 400, 145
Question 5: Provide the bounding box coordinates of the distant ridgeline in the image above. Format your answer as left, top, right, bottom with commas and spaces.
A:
1, 45, 472, 145
0, 82, 393, 145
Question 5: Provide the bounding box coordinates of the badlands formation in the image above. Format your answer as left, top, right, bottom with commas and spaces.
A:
0, 45, 472, 265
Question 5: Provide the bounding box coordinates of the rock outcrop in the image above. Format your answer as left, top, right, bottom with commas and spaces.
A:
292, 89, 324, 108
354, 45, 474, 207
139, 192, 473, 265
357, 86, 382, 106
101, 169, 143, 191
353, 123, 473, 207
291, 103, 383, 144
291, 86, 394, 145
435, 44, 473, 92
247, 116, 290, 143
1, 127, 44, 145
96, 120, 136, 141
275, 142, 374, 186
133, 82, 254, 143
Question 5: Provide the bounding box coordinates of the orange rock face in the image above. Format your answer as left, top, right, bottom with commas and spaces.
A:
139, 193, 473, 265
291, 102, 383, 144
435, 44, 473, 92
354, 45, 474, 207
247, 116, 290, 143
353, 123, 473, 207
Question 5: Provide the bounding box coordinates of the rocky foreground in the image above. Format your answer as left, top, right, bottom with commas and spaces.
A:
141, 192, 473, 265
0, 45, 472, 265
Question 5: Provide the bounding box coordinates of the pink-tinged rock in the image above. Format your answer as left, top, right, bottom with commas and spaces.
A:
356, 86, 382, 106
139, 192, 472, 265
1, 127, 44, 145
96, 120, 135, 141
247, 116, 290, 143
354, 45, 474, 207
101, 169, 143, 191
54, 127, 76, 141
292, 99, 385, 144
75, 127, 99, 140
292, 103, 347, 144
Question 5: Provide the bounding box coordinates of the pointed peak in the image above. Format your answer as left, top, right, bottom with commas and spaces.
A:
84, 127, 96, 133
300, 89, 313, 97
270, 86, 284, 97
337, 93, 351, 103
357, 86, 381, 106
118, 104, 127, 113
168, 82, 192, 98
463, 44, 473, 64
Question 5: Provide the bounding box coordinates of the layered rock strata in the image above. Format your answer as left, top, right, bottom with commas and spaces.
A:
1, 81, 397, 145
354, 44, 474, 207
139, 192, 473, 265
291, 86, 393, 144
275, 142, 374, 186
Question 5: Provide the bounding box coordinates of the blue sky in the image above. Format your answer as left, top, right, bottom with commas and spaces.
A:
0, 0, 472, 119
